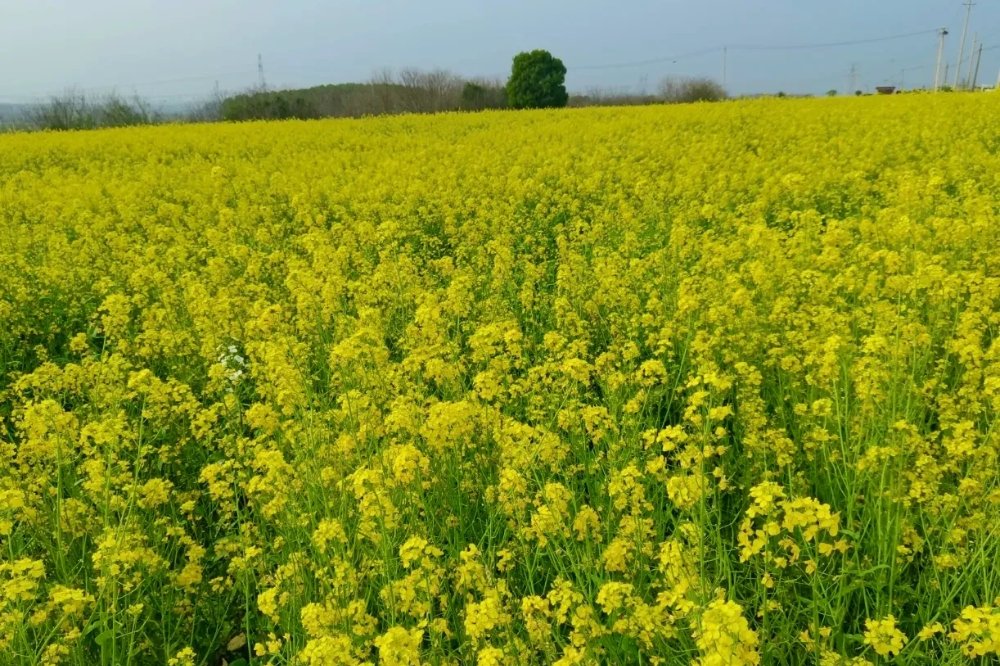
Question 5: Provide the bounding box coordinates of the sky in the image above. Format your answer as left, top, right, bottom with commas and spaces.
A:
0, 0, 997, 106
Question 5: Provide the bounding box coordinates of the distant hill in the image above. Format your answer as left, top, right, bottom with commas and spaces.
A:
221, 83, 398, 121
220, 75, 506, 121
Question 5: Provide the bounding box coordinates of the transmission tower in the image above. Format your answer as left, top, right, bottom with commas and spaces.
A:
258, 53, 266, 91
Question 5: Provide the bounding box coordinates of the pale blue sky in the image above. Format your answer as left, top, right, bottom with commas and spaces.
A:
0, 0, 997, 104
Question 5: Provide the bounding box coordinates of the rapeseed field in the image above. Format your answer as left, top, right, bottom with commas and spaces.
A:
1, 94, 999, 665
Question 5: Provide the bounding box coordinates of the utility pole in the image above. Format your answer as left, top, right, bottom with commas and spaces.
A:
849, 64, 859, 94
970, 43, 983, 90
934, 28, 948, 91
954, 0, 974, 88
257, 53, 266, 91
722, 47, 728, 89
965, 35, 978, 88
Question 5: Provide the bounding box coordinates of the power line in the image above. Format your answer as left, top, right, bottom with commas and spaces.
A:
729, 28, 940, 51
573, 28, 941, 71
3, 29, 993, 103
575, 47, 721, 71
1, 70, 258, 102
73, 71, 256, 92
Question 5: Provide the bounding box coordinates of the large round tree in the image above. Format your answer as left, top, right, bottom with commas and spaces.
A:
505, 50, 568, 109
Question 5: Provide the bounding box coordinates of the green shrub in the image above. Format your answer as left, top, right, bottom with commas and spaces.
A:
505, 50, 568, 109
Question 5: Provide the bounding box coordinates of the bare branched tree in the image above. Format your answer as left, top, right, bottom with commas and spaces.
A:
27, 89, 157, 130
369, 68, 397, 114
658, 77, 727, 104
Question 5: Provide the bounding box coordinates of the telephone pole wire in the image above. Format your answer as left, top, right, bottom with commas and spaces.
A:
954, 0, 974, 88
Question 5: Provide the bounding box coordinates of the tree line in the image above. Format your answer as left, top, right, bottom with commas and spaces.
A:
10, 50, 728, 130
